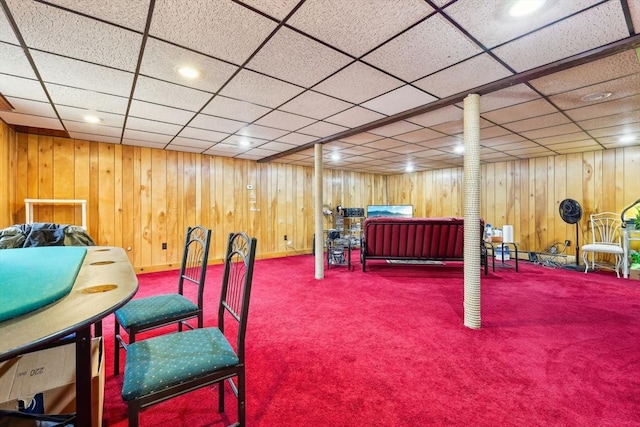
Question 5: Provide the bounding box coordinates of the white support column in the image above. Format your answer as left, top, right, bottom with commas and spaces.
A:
463, 94, 481, 329
314, 144, 324, 279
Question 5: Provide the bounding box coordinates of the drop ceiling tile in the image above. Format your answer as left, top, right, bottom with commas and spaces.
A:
446, 0, 601, 48
388, 143, 429, 155
630, 1, 640, 30
0, 75, 47, 103
134, 76, 211, 111
502, 113, 571, 133
0, 43, 36, 79
279, 91, 353, 120
258, 141, 297, 152
369, 121, 422, 137
287, 0, 433, 57
202, 96, 271, 122
64, 121, 122, 137
46, 84, 128, 115
502, 146, 555, 156
122, 139, 166, 149
599, 133, 640, 148
589, 123, 640, 139
480, 134, 528, 148
237, 148, 279, 160
189, 114, 246, 134
534, 132, 591, 148
0, 11, 19, 44
476, 84, 541, 113
565, 94, 640, 122
236, 0, 299, 20
544, 139, 601, 151
339, 145, 379, 156
168, 137, 214, 149
6, 0, 142, 70
313, 62, 404, 104
247, 27, 352, 88
236, 124, 289, 140
219, 69, 304, 108
128, 100, 194, 125
150, 0, 277, 65
362, 150, 399, 159
5, 97, 56, 117
297, 121, 348, 138
362, 85, 437, 116
57, 105, 125, 127
549, 74, 640, 110
416, 136, 461, 149
395, 128, 444, 143
44, 0, 150, 32
0, 111, 63, 129
325, 106, 385, 128
493, 2, 629, 72
577, 110, 640, 131
520, 123, 583, 140
126, 117, 182, 135
363, 14, 483, 82
31, 51, 134, 97
69, 132, 121, 144
479, 126, 513, 139
254, 110, 316, 131
122, 129, 172, 144
406, 105, 463, 127
414, 54, 512, 98
165, 144, 205, 153
204, 143, 249, 157
430, 120, 465, 135
363, 138, 406, 150
530, 50, 640, 96
178, 127, 229, 142
338, 132, 384, 144
140, 38, 238, 93
276, 132, 317, 145
482, 99, 559, 124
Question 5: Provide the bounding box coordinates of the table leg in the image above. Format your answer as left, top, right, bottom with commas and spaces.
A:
75, 325, 93, 427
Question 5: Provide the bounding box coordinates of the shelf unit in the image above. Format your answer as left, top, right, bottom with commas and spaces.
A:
335, 215, 364, 248
24, 198, 87, 229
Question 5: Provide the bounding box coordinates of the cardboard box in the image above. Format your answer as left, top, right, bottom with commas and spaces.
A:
0, 337, 104, 427
629, 269, 640, 280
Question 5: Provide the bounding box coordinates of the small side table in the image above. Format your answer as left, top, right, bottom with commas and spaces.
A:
484, 241, 519, 272
327, 237, 352, 270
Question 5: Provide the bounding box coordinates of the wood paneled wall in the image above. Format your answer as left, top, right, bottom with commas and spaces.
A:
387, 147, 640, 253
2, 123, 639, 270
1, 130, 386, 270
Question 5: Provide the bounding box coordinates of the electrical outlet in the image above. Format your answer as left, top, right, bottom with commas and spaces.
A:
284, 235, 287, 241
565, 240, 570, 247
162, 242, 167, 250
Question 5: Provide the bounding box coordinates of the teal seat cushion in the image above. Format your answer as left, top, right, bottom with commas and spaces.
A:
121, 328, 239, 401
115, 294, 198, 328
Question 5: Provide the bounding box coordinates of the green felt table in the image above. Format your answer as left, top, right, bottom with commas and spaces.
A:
0, 246, 87, 322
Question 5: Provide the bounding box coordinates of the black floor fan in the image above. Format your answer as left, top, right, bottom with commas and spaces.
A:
559, 198, 583, 269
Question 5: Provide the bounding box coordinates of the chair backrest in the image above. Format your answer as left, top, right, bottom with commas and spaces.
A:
218, 231, 257, 362
589, 212, 622, 245
178, 225, 212, 310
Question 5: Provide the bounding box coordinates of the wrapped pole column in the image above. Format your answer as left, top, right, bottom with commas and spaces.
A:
315, 143, 324, 279
463, 94, 481, 329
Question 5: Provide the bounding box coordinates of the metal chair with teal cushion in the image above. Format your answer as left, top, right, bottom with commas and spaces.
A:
113, 225, 212, 375
121, 231, 257, 427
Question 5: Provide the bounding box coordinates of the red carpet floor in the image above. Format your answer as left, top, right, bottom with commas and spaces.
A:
101, 254, 640, 426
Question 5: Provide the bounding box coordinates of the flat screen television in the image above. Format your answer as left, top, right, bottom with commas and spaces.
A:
366, 205, 414, 218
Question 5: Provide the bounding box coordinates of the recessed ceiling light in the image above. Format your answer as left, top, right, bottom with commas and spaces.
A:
238, 138, 251, 147
83, 115, 102, 124
405, 164, 414, 173
176, 65, 202, 79
619, 135, 636, 144
508, 0, 546, 17
331, 152, 340, 161
454, 145, 465, 154
581, 92, 612, 102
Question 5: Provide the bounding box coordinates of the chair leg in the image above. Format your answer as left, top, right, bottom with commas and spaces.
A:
238, 370, 246, 427
128, 401, 140, 427
218, 381, 225, 413
114, 321, 120, 376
